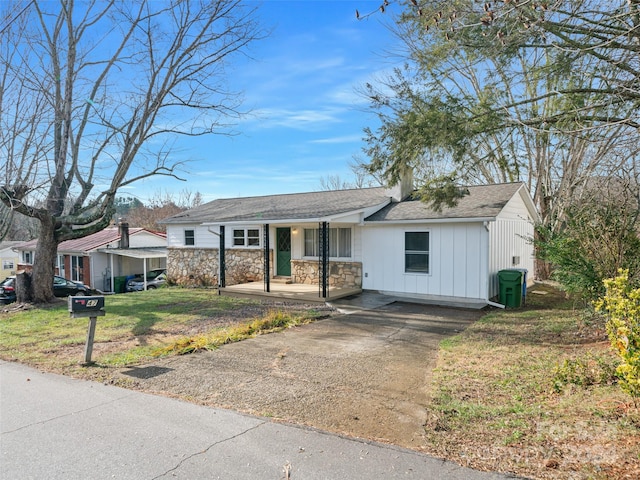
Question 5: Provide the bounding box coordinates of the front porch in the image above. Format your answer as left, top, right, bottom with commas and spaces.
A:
219, 281, 362, 303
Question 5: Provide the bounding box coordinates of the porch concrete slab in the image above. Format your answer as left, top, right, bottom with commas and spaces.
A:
219, 281, 361, 303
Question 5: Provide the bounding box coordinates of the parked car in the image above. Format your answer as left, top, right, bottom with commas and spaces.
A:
0, 276, 16, 304
53, 275, 92, 297
126, 269, 167, 292
0, 275, 91, 305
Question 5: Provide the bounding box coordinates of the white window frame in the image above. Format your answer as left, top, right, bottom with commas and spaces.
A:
22, 251, 33, 264
70, 255, 85, 282
56, 255, 65, 278
405, 230, 430, 274
303, 227, 352, 259
2, 260, 14, 270
184, 229, 195, 246
232, 228, 261, 247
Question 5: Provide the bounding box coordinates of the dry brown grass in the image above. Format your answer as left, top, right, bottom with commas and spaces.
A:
422, 283, 640, 479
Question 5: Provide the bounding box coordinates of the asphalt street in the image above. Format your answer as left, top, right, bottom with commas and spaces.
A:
0, 361, 520, 479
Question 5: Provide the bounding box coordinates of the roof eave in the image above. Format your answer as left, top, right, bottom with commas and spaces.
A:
515, 184, 541, 223
200, 207, 382, 226
364, 216, 497, 225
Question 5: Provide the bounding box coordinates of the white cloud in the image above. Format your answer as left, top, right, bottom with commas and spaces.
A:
310, 134, 362, 144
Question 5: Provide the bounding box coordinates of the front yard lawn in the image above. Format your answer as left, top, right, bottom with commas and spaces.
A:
0, 288, 325, 377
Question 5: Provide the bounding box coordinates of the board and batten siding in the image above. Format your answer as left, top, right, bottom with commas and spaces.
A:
361, 222, 489, 302
487, 191, 536, 299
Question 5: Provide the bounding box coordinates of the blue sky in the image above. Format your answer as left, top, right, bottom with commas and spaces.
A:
128, 0, 404, 203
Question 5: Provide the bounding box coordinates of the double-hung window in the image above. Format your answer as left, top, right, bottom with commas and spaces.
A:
184, 229, 195, 246
304, 227, 351, 258
233, 228, 260, 247
405, 231, 429, 273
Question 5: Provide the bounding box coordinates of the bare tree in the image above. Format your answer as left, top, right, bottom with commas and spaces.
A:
0, 0, 264, 302
125, 189, 203, 232
318, 159, 382, 190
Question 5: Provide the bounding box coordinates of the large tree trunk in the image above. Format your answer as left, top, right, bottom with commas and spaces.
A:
31, 217, 57, 302
15, 272, 33, 304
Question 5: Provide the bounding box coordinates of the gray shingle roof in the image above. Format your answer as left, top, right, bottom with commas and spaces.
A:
161, 187, 391, 224
365, 183, 525, 222
162, 183, 529, 225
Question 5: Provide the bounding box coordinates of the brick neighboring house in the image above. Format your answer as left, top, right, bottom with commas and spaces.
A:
161, 182, 539, 307
14, 224, 166, 292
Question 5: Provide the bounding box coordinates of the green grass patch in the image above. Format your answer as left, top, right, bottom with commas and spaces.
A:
0, 288, 321, 369
154, 309, 314, 356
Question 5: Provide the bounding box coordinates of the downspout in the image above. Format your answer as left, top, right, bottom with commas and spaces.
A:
487, 300, 505, 309
110, 253, 114, 293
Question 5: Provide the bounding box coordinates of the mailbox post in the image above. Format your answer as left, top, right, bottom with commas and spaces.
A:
68, 296, 105, 364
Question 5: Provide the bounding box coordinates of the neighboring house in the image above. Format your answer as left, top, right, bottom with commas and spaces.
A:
0, 241, 23, 281
162, 181, 539, 307
14, 224, 167, 292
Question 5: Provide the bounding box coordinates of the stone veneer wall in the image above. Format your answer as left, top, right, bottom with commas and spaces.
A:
168, 248, 219, 287
291, 260, 362, 288
168, 247, 269, 287
225, 248, 267, 285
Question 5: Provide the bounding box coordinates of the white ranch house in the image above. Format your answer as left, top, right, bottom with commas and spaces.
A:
162, 182, 538, 308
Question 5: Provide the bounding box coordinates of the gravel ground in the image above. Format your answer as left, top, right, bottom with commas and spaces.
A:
115, 302, 482, 449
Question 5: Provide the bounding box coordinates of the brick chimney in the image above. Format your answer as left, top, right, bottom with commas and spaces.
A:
119, 220, 130, 249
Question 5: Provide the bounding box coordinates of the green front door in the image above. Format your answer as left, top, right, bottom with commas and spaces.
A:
276, 228, 291, 276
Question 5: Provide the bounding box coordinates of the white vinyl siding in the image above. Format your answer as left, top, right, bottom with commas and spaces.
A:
184, 229, 195, 246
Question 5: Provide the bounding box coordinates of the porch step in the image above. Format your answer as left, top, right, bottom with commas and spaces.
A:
271, 276, 293, 284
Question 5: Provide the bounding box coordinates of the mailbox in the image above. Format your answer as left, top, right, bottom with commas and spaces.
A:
68, 296, 105, 315
69, 296, 105, 364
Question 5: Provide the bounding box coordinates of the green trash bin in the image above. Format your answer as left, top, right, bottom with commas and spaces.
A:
114, 276, 127, 294
498, 269, 524, 308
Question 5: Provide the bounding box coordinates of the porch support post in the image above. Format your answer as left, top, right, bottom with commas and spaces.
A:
320, 221, 329, 298
109, 253, 114, 293
219, 226, 226, 288
264, 224, 270, 292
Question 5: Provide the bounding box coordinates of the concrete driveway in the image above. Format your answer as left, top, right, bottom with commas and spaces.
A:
117, 301, 484, 450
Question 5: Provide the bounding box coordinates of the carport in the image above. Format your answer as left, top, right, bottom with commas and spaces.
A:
98, 247, 167, 292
